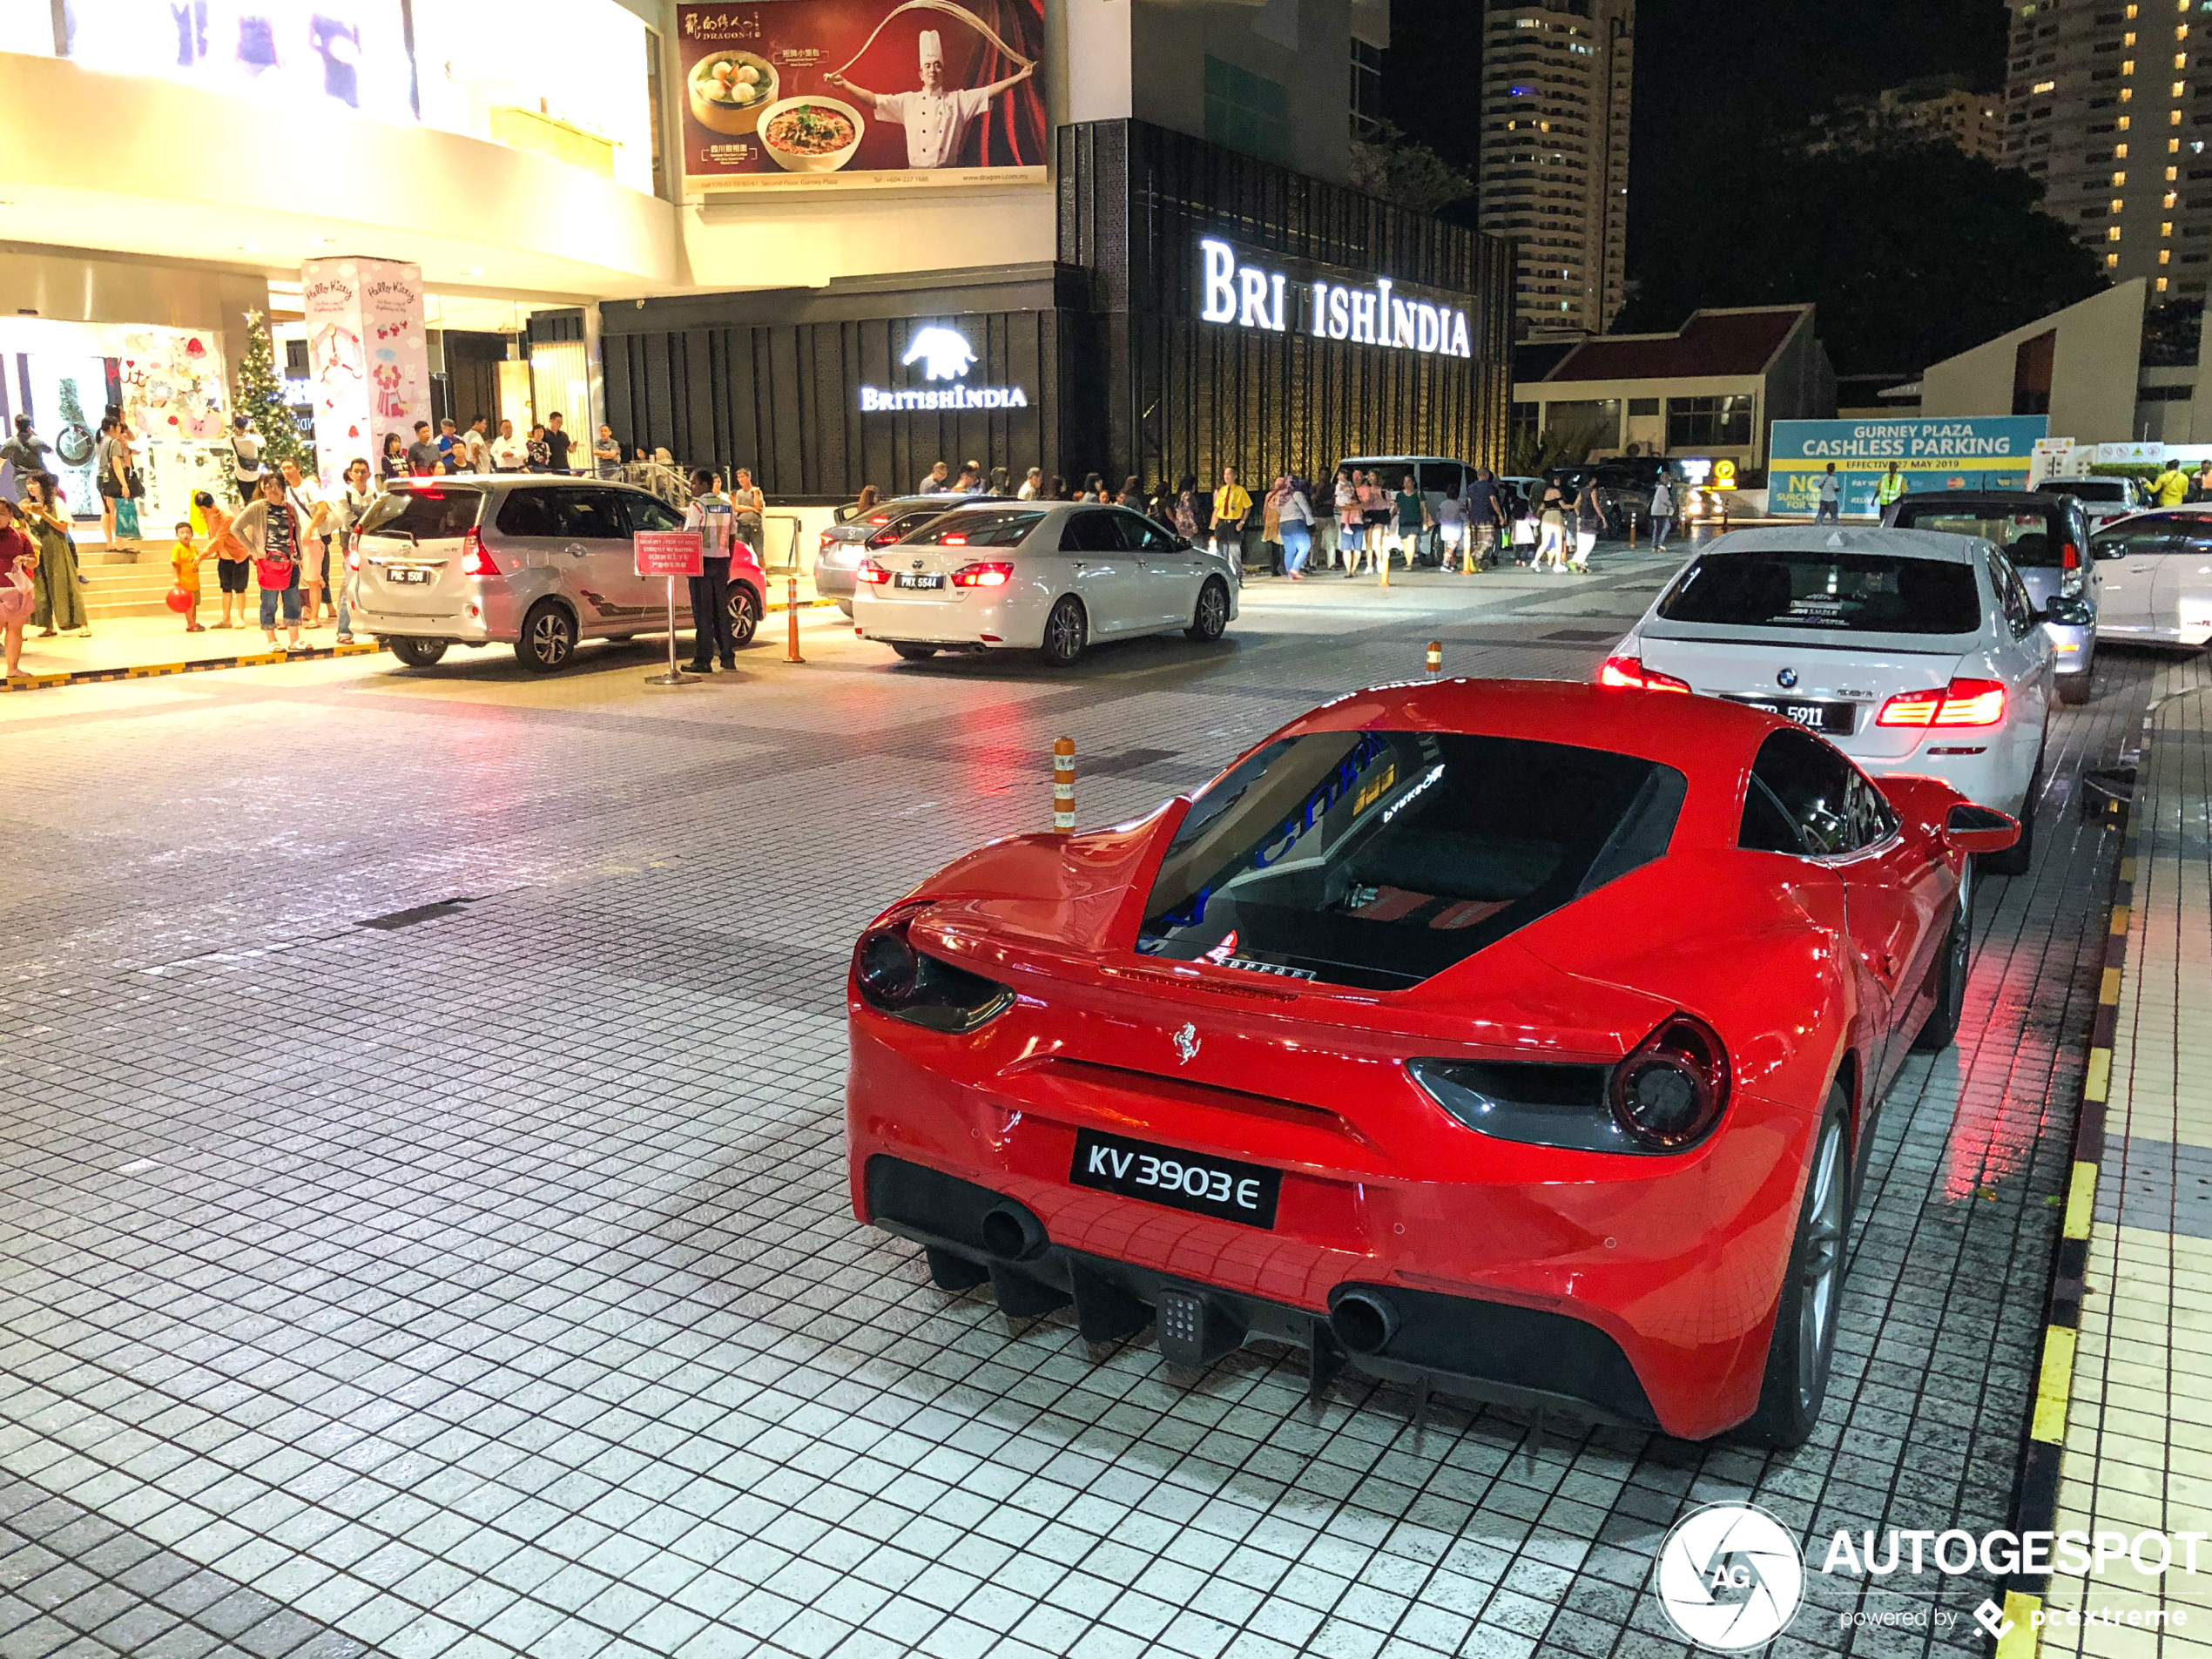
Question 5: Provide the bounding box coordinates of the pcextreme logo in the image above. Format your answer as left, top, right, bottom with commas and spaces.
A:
1653, 1508, 2208, 1650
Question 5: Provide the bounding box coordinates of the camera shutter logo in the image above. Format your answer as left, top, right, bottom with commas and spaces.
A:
1654, 1503, 1805, 1650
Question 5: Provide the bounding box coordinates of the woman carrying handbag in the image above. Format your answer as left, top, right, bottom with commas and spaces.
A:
230, 474, 307, 652
0, 498, 40, 680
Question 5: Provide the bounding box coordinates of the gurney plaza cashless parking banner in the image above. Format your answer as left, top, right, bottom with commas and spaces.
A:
1769, 416, 2048, 516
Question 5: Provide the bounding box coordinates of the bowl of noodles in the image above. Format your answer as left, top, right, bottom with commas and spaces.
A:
757, 94, 866, 172
689, 51, 778, 135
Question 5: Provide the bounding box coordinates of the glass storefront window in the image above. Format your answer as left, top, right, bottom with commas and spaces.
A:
1667, 395, 1755, 448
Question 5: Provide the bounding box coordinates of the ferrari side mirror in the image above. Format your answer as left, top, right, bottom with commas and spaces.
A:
1943, 801, 2020, 855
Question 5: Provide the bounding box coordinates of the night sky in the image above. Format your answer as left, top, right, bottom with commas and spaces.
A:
1382, 0, 2012, 317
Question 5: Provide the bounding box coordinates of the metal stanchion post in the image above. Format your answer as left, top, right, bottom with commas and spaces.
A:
1426, 640, 1442, 676
1053, 738, 1076, 834
644, 573, 698, 688
785, 576, 806, 664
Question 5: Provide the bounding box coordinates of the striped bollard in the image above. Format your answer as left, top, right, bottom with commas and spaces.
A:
1426, 639, 1442, 676
785, 576, 805, 664
1052, 737, 1076, 835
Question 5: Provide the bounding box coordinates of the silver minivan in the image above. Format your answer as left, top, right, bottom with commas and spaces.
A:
350, 477, 768, 671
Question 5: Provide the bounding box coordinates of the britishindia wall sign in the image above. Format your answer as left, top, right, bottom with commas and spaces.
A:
1197, 238, 1475, 360
1769, 416, 2048, 517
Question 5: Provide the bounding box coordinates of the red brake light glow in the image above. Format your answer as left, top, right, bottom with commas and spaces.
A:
867, 514, 891, 526
950, 561, 1014, 589
940, 533, 969, 547
2060, 541, 2080, 570
1876, 678, 2006, 728
1598, 655, 1689, 692
855, 558, 893, 585
459, 528, 500, 577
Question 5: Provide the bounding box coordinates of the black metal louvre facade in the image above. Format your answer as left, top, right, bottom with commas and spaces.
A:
600, 119, 1511, 499
1059, 120, 1513, 490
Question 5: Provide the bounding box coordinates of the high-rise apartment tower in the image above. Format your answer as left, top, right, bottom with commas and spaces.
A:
1477, 0, 1635, 338
2003, 0, 2212, 299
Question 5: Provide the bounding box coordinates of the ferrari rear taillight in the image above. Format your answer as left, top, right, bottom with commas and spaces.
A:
856, 559, 893, 585
951, 561, 1014, 589
852, 907, 1013, 1033
1599, 655, 1690, 693
1877, 678, 2006, 729
1608, 1015, 1730, 1150
459, 528, 500, 577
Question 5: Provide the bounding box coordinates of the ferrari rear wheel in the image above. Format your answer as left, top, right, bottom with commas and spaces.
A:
1912, 867, 1971, 1053
1743, 1084, 1852, 1447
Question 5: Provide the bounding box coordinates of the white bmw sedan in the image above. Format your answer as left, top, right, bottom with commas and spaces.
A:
1601, 527, 2072, 873
852, 501, 1240, 666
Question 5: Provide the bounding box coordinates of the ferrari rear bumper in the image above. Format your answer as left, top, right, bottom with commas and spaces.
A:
864, 1154, 1662, 1431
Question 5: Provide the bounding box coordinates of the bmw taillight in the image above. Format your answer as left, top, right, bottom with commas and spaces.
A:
1608, 1015, 1730, 1150
950, 561, 1014, 588
459, 528, 500, 577
1877, 678, 2006, 728
853, 907, 1014, 1033
856, 558, 893, 585
1599, 654, 1690, 692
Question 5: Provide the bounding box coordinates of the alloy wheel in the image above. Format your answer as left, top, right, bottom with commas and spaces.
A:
1197, 583, 1226, 637
1796, 1114, 1847, 1413
531, 612, 572, 668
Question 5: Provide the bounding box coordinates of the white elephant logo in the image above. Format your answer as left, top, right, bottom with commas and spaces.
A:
903, 327, 978, 382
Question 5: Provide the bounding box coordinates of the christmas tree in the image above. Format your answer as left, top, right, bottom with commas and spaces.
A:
231, 308, 311, 496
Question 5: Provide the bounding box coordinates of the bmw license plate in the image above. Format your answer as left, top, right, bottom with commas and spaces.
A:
1070, 1129, 1280, 1228
895, 572, 945, 590
386, 568, 432, 585
1721, 695, 1856, 735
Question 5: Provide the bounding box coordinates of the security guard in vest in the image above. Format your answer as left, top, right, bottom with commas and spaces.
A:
1874, 462, 1906, 513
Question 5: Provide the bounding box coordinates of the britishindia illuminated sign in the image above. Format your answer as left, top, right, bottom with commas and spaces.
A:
857, 326, 1030, 413
1198, 238, 1474, 359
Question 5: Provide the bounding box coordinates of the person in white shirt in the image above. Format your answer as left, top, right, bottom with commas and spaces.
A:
1016, 467, 1042, 501
827, 30, 1035, 170
462, 417, 491, 474
683, 469, 737, 674
490, 420, 527, 473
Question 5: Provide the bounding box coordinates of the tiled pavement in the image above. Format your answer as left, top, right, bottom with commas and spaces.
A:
0, 563, 2161, 1659
2041, 652, 2212, 1659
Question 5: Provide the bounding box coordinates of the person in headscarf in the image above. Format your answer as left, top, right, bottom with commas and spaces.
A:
827, 27, 1035, 169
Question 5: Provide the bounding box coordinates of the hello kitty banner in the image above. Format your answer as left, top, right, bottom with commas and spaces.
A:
302, 256, 429, 487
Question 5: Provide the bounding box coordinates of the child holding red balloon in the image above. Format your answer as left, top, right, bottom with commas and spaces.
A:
168, 519, 207, 632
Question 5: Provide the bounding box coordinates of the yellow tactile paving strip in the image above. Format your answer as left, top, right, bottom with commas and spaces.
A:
2038, 660, 2212, 1659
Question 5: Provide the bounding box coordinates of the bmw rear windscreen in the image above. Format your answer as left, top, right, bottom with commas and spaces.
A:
1657, 550, 1981, 634
1139, 732, 1684, 990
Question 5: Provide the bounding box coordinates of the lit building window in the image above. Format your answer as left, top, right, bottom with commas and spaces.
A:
2128, 30, 2141, 43
2170, 164, 2182, 177
2162, 246, 2175, 261
2164, 219, 2176, 233
2125, 59, 2138, 72
2034, 78, 2058, 91
2122, 115, 2134, 127
2117, 170, 2131, 184
2119, 143, 2133, 156
2168, 190, 2181, 205
2112, 226, 2127, 239
2115, 197, 2128, 211
2123, 87, 2136, 99
2160, 274, 2172, 289
2109, 251, 2123, 265
2175, 108, 2187, 122
2182, 52, 2194, 64
2176, 80, 2189, 93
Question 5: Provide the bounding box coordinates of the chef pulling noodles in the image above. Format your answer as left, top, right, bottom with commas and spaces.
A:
826, 15, 1035, 169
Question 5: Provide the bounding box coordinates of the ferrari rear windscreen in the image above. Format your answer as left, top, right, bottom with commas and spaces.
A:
1656, 550, 1981, 634
1138, 732, 1685, 990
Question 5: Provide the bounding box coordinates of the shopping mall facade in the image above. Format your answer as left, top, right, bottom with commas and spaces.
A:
0, 0, 1507, 533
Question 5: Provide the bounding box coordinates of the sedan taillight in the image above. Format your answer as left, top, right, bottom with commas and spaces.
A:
855, 558, 893, 585
853, 907, 1013, 1033
950, 561, 1014, 588
1598, 654, 1690, 692
1877, 678, 2006, 728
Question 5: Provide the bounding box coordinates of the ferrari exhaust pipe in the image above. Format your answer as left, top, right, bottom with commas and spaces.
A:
1329, 1289, 1399, 1356
980, 1203, 1048, 1263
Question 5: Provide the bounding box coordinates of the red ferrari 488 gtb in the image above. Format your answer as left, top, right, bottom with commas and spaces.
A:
845, 680, 2019, 1444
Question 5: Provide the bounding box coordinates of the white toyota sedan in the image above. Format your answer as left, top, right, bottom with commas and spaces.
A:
853, 501, 1240, 666
1601, 527, 2073, 873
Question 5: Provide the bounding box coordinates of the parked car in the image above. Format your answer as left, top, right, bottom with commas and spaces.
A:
845, 679, 2014, 1443
1601, 526, 2072, 873
816, 494, 1010, 615
2043, 475, 2141, 532
351, 477, 767, 672
852, 500, 1238, 666
2085, 509, 2212, 648
1882, 490, 2099, 704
